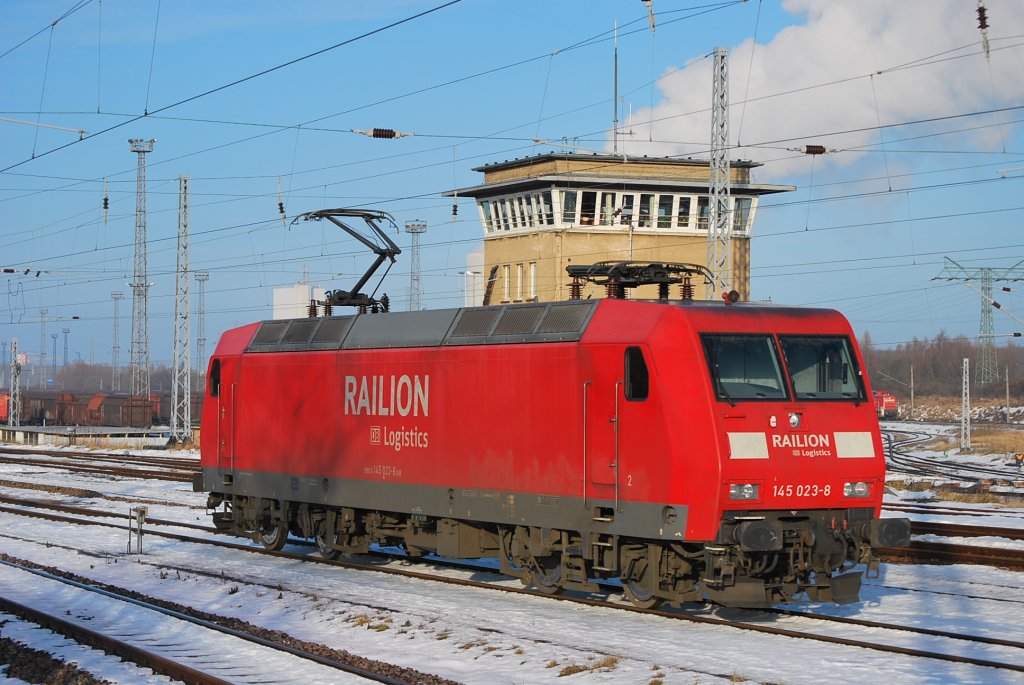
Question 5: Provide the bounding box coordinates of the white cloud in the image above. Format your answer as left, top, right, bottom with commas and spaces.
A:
618, 0, 1024, 180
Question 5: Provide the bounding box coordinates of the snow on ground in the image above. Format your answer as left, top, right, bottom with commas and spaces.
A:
0, 428, 1022, 684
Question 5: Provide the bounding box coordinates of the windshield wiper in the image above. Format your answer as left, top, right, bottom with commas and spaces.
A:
711, 368, 736, 407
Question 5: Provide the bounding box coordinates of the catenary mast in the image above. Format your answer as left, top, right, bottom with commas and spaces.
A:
707, 47, 732, 298
194, 272, 210, 384
110, 292, 123, 391
171, 175, 192, 442
128, 139, 155, 399
405, 221, 426, 311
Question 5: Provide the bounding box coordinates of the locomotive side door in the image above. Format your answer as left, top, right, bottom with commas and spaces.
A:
583, 344, 652, 510
583, 345, 621, 493
210, 356, 237, 472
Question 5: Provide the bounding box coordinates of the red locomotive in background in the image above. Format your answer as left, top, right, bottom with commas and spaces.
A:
873, 389, 900, 419
196, 263, 910, 608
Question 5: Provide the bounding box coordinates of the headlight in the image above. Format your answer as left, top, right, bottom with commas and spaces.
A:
729, 483, 760, 500
843, 481, 871, 498
788, 412, 801, 428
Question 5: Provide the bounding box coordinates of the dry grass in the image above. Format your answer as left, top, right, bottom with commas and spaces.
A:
558, 664, 588, 677
970, 427, 1024, 454
591, 655, 622, 671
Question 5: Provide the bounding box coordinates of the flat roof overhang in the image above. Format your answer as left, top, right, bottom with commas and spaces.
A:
444, 175, 796, 199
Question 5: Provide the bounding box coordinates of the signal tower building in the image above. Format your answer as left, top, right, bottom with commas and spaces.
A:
447, 153, 793, 304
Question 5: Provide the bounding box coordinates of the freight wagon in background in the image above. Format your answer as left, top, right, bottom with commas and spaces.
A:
872, 390, 899, 419
197, 262, 911, 610
0, 390, 202, 428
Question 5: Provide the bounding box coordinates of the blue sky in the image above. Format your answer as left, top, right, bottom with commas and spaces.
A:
2, 0, 1023, 371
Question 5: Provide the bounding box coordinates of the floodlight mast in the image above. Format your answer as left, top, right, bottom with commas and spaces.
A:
292, 208, 402, 311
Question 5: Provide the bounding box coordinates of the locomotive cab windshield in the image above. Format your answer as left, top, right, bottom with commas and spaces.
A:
702, 333, 866, 403
779, 335, 865, 401
701, 334, 787, 401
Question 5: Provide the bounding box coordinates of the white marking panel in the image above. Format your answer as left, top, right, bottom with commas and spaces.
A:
834, 431, 876, 458
728, 432, 769, 459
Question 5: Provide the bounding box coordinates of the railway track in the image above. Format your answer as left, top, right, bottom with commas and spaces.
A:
0, 445, 198, 469
879, 540, 1024, 568
885, 501, 1024, 519
881, 429, 1024, 484
1, 497, 1022, 678
0, 452, 197, 482
0, 558, 457, 685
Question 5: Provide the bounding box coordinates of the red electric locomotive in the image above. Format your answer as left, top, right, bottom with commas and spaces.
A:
196, 270, 909, 608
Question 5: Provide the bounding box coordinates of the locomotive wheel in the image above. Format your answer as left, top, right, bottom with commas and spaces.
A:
315, 531, 341, 560
530, 554, 563, 595
258, 523, 288, 551
623, 578, 662, 609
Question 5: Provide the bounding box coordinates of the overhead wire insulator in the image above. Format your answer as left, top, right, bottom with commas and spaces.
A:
803, 145, 827, 155
977, 1, 991, 59
277, 175, 287, 229
352, 128, 415, 140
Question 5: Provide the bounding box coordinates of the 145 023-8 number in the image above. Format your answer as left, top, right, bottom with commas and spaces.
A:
772, 484, 831, 497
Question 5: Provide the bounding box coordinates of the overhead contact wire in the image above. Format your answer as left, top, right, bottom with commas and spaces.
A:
0, 0, 464, 173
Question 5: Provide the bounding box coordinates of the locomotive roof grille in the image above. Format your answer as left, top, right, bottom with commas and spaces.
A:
492, 305, 546, 335
450, 308, 500, 337
244, 300, 600, 353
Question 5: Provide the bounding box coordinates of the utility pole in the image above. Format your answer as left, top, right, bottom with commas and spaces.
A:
934, 257, 1024, 384
707, 46, 732, 299
405, 220, 426, 311
961, 358, 971, 452
171, 175, 192, 443
111, 292, 123, 392
38, 308, 48, 389
194, 272, 209, 383
128, 138, 155, 399
50, 333, 57, 387
8, 339, 20, 427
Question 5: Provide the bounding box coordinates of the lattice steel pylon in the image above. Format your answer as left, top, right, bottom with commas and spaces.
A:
707, 46, 732, 299
110, 292, 123, 391
194, 272, 209, 383
128, 138, 155, 399
404, 220, 426, 311
8, 339, 20, 427
934, 257, 1024, 384
171, 175, 192, 442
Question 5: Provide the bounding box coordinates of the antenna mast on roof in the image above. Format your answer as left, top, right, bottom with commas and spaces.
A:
613, 21, 619, 156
